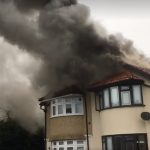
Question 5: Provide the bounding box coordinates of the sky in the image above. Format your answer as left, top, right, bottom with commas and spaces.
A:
79, 0, 150, 57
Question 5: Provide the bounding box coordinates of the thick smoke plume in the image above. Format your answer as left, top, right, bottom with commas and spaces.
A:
0, 0, 149, 131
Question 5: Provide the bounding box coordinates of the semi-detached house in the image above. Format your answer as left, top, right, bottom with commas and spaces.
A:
39, 65, 150, 150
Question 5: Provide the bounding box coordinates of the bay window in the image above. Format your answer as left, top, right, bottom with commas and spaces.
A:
95, 84, 143, 110
51, 96, 84, 117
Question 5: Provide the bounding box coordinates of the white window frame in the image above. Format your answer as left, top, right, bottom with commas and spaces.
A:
50, 95, 84, 118
51, 140, 86, 150
110, 86, 119, 107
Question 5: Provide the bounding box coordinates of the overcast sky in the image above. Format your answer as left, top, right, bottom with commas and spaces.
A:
79, 0, 150, 57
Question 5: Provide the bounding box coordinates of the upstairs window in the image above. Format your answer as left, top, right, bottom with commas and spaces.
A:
104, 89, 110, 108
51, 96, 84, 117
121, 86, 131, 106
95, 85, 143, 111
110, 86, 119, 107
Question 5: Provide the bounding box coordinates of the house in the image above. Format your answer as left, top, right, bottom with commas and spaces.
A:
39, 65, 150, 150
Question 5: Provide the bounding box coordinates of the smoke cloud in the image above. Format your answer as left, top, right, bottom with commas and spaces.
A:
0, 0, 149, 131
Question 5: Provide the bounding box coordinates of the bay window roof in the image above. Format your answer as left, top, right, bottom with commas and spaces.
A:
89, 71, 144, 91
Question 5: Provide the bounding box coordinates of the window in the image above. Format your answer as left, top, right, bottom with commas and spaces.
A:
121, 86, 131, 106
110, 87, 119, 107
51, 96, 84, 117
133, 85, 142, 104
52, 140, 86, 150
95, 85, 143, 111
102, 134, 148, 150
104, 89, 110, 108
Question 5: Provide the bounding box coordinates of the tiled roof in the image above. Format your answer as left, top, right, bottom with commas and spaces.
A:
89, 71, 143, 90
124, 64, 150, 77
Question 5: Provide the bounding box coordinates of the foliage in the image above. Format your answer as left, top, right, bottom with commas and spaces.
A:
0, 118, 44, 150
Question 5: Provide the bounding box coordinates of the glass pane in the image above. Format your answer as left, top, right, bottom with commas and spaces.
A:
66, 104, 72, 114
59, 148, 64, 150
53, 141, 57, 145
111, 87, 119, 107
102, 137, 106, 150
77, 140, 84, 144
59, 141, 64, 145
67, 147, 73, 150
137, 135, 147, 150
104, 89, 110, 108
53, 106, 56, 116
58, 105, 63, 114
95, 93, 100, 110
107, 137, 113, 150
133, 85, 142, 104
75, 103, 82, 113
121, 91, 131, 105
102, 141, 106, 150
121, 86, 130, 90
67, 141, 73, 144
77, 147, 84, 150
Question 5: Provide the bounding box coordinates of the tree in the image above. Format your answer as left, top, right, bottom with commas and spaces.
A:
0, 118, 44, 150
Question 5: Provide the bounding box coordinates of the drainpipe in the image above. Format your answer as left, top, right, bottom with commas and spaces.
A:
40, 104, 47, 150
84, 94, 90, 150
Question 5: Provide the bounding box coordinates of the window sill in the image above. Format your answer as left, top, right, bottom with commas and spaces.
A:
50, 113, 84, 118
99, 104, 145, 111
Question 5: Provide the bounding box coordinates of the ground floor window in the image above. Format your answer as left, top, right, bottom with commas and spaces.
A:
51, 140, 86, 150
102, 134, 148, 150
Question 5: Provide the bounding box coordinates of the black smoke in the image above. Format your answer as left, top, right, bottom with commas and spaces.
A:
0, 0, 149, 130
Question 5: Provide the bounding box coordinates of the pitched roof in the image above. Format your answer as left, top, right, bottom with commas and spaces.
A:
89, 70, 144, 91
39, 85, 83, 102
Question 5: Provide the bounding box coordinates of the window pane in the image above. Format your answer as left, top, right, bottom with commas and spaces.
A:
67, 141, 73, 144
104, 89, 110, 108
102, 138, 106, 150
77, 147, 84, 150
67, 147, 73, 150
77, 140, 84, 144
59, 141, 64, 145
133, 85, 142, 104
121, 86, 130, 90
95, 93, 100, 110
121, 91, 131, 105
58, 105, 63, 115
107, 137, 113, 150
59, 148, 64, 150
66, 104, 72, 114
75, 103, 82, 113
111, 87, 119, 107
53, 106, 56, 116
